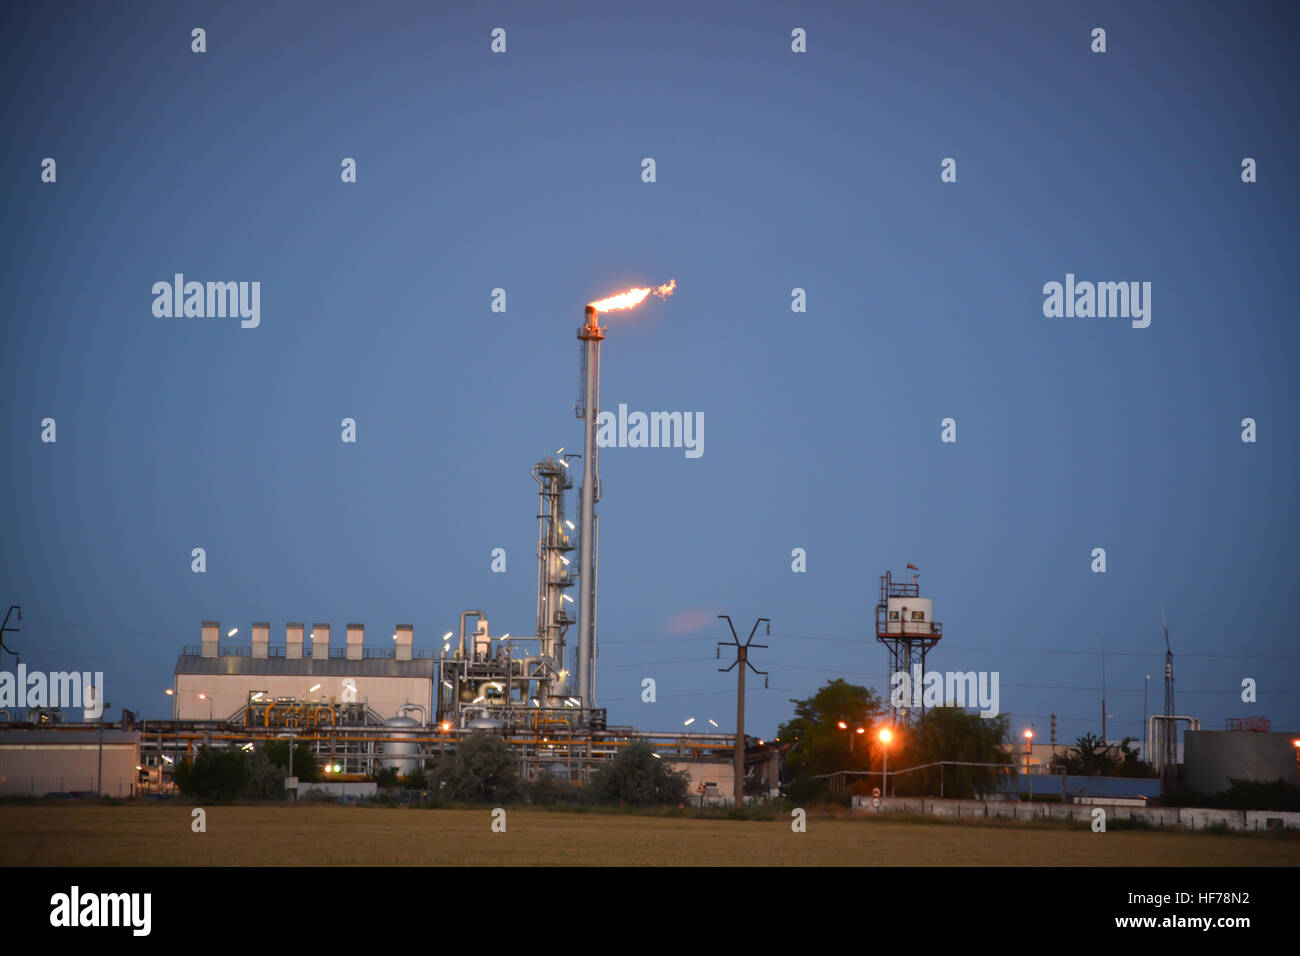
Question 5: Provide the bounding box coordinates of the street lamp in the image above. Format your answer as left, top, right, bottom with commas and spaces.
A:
95, 692, 112, 795
1144, 675, 1151, 762
197, 693, 214, 750
279, 730, 298, 803
164, 690, 178, 786
1024, 729, 1034, 802
878, 727, 893, 797
835, 719, 866, 755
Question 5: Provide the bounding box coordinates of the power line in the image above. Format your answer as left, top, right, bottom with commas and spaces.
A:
33, 620, 1300, 660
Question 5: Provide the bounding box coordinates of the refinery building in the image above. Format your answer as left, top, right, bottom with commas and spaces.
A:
172, 622, 435, 724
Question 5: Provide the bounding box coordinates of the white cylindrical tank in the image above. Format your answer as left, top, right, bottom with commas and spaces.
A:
381, 715, 420, 775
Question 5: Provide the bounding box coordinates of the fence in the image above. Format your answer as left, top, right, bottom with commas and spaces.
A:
850, 795, 1300, 831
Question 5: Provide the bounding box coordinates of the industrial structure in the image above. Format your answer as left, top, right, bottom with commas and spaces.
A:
0, 283, 798, 800
173, 622, 435, 725
876, 564, 942, 726
1184, 723, 1300, 795
427, 301, 618, 735
574, 304, 603, 717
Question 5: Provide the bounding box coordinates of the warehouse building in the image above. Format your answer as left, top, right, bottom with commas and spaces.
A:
0, 727, 141, 797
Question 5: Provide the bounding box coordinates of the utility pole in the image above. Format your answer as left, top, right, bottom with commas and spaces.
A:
1143, 676, 1150, 762
1100, 643, 1107, 742
717, 615, 768, 809
1161, 606, 1177, 782
0, 605, 21, 664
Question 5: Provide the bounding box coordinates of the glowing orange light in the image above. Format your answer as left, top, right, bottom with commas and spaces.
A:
1024, 729, 1034, 740
588, 278, 676, 312
837, 720, 848, 730
878, 728, 893, 744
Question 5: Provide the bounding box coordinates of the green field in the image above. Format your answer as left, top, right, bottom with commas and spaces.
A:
2, 803, 1297, 866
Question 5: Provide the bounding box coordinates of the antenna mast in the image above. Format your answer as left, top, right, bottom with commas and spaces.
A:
1161, 606, 1177, 782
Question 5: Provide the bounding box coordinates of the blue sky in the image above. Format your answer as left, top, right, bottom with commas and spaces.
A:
2, 0, 1297, 745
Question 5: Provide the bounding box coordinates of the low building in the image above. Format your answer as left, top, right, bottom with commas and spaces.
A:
0, 727, 141, 797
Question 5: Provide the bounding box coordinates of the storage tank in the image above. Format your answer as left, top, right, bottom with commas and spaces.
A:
380, 715, 420, 775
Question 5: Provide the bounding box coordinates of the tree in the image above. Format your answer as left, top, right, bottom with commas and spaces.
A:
776, 679, 884, 800
398, 771, 427, 790
371, 765, 401, 788
1114, 737, 1154, 778
263, 740, 318, 782
246, 748, 287, 800
589, 741, 689, 806
893, 706, 1013, 798
433, 733, 519, 803
1048, 733, 1153, 777
174, 746, 251, 802
1072, 733, 1114, 775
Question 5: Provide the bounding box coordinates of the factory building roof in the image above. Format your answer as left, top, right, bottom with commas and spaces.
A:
0, 729, 141, 745
174, 655, 435, 679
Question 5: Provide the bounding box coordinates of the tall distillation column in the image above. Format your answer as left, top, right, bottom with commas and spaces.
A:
531, 455, 576, 707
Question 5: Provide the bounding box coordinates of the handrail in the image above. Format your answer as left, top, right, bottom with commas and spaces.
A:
812, 760, 1015, 780
183, 644, 431, 660
874, 616, 943, 638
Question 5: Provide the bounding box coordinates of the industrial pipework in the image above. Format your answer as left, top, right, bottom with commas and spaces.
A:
458, 610, 486, 659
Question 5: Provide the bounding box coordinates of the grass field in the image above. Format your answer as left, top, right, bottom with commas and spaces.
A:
2, 803, 1297, 866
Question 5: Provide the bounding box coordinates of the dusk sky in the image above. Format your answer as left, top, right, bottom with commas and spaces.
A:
3, 1, 1296, 745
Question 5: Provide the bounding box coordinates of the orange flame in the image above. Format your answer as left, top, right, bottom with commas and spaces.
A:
588, 278, 676, 312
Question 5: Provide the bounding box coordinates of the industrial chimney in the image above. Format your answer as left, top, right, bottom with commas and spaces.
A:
575, 305, 605, 716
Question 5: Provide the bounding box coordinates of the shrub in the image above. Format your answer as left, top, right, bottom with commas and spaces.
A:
175, 746, 250, 802
432, 733, 519, 803
589, 742, 688, 806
